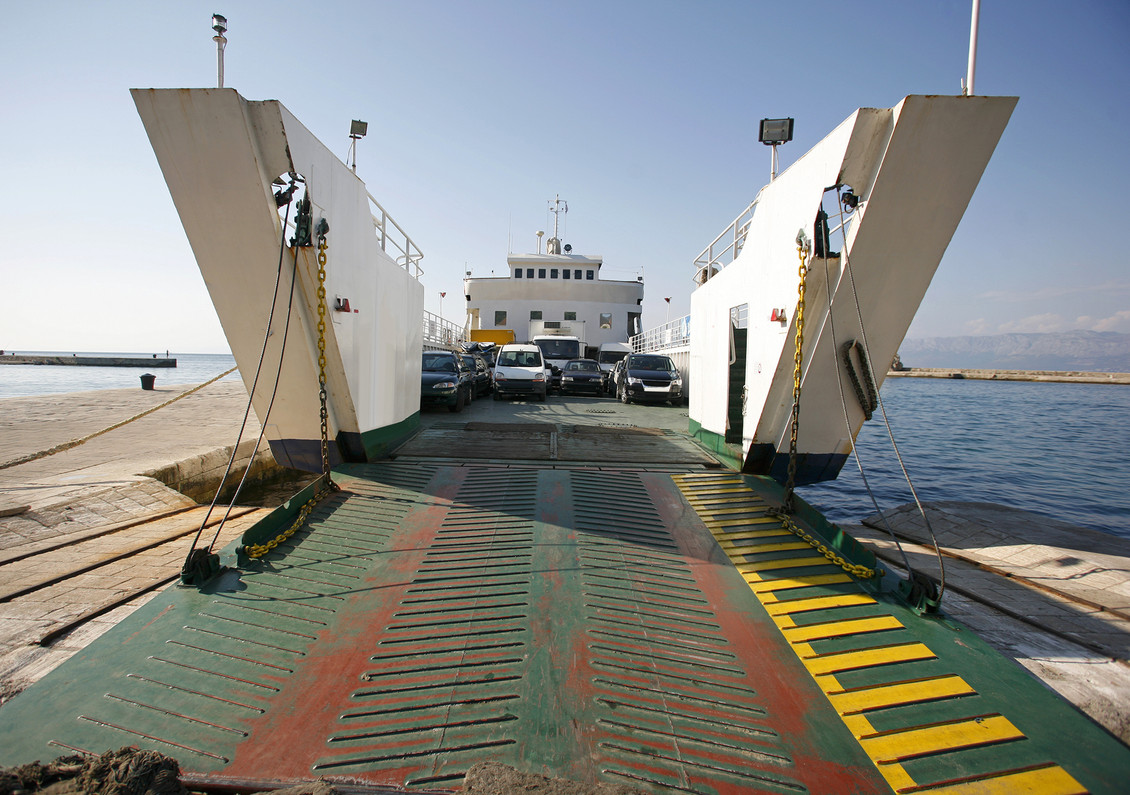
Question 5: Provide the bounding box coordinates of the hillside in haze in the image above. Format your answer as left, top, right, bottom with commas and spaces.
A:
897, 331, 1130, 371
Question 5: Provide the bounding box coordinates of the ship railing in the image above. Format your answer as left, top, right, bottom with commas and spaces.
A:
692, 192, 762, 284
422, 310, 465, 351
631, 314, 691, 353
368, 191, 424, 279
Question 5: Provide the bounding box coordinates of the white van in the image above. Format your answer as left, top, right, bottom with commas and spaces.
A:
492, 344, 547, 401
596, 342, 631, 391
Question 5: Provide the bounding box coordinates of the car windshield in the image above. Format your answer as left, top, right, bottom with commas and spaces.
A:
498, 350, 542, 367
565, 360, 599, 372
598, 350, 628, 365
422, 354, 457, 373
535, 339, 582, 359
628, 355, 675, 372
461, 356, 476, 370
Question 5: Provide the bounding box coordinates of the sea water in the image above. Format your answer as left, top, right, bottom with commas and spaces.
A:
798, 377, 1130, 539
0, 351, 239, 398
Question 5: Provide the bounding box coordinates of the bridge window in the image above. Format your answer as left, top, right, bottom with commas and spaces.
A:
575, 269, 582, 280
586, 270, 595, 280
495, 310, 507, 326
514, 268, 523, 278
562, 269, 571, 279
550, 268, 559, 279
538, 268, 546, 279
526, 269, 534, 278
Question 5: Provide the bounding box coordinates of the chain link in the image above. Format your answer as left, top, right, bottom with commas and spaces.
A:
244, 232, 337, 559
769, 507, 880, 579
782, 238, 810, 513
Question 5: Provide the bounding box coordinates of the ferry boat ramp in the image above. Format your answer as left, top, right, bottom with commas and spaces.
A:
2, 382, 1130, 792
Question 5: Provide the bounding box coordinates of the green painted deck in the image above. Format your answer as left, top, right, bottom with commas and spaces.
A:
2, 457, 1127, 793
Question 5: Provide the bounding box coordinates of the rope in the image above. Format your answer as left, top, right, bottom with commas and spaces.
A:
834, 188, 945, 599
184, 183, 299, 565
0, 366, 238, 471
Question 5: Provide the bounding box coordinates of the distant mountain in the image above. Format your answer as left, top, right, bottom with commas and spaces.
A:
897, 331, 1130, 371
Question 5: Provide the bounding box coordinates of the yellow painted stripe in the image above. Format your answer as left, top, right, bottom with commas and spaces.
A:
736, 555, 830, 573
801, 643, 936, 676
920, 765, 1086, 795
859, 715, 1023, 763
828, 675, 976, 714
707, 518, 781, 532
781, 615, 904, 643
713, 528, 792, 541
749, 572, 853, 592
762, 593, 877, 615
695, 505, 771, 517
725, 541, 814, 557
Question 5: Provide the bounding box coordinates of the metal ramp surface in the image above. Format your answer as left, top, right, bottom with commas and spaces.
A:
1, 463, 1126, 793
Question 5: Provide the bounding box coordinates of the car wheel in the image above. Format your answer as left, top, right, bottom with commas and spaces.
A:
450, 389, 465, 413
493, 389, 501, 401
619, 384, 630, 404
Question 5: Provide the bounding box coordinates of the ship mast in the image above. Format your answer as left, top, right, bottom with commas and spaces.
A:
547, 195, 567, 254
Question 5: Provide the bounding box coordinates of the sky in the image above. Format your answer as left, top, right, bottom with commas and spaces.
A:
2, 0, 1128, 354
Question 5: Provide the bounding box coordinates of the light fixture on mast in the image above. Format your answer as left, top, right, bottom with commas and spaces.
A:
348, 120, 368, 173
211, 14, 227, 89
759, 118, 794, 182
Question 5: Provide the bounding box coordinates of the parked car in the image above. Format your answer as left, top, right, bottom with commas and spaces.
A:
606, 358, 626, 394
560, 359, 604, 396
420, 351, 474, 412
460, 352, 493, 397
492, 344, 547, 401
615, 353, 683, 405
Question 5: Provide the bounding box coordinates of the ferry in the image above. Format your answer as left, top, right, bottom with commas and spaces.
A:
464, 196, 643, 379
3, 73, 1129, 795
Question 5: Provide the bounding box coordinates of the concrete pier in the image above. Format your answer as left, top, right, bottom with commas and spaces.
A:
0, 355, 176, 367
888, 367, 1130, 384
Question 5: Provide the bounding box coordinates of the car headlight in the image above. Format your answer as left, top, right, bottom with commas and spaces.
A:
534, 373, 545, 382
434, 381, 456, 390
628, 376, 642, 385
494, 373, 507, 381
562, 376, 574, 382
672, 377, 682, 386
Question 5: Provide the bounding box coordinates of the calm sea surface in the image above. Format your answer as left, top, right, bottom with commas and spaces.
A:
0, 351, 239, 398
2, 356, 1127, 538
798, 377, 1130, 539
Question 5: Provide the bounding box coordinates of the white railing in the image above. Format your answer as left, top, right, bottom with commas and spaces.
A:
368, 191, 424, 279
631, 314, 690, 353
692, 192, 761, 284
422, 310, 465, 350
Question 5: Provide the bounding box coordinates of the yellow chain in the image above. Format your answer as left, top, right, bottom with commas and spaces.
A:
770, 508, 881, 579
782, 238, 810, 511
244, 234, 337, 559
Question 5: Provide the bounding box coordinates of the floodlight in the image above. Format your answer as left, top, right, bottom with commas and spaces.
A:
212, 14, 227, 34
759, 118, 794, 146
350, 120, 368, 138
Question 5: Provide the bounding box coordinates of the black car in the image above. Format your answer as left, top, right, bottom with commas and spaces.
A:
421, 351, 474, 412
615, 353, 683, 405
559, 359, 605, 396
460, 353, 493, 397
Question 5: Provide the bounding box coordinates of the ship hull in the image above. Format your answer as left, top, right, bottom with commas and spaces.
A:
132, 88, 425, 472
689, 95, 1017, 484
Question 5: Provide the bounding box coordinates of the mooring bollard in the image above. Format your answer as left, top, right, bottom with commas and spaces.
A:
140, 373, 156, 390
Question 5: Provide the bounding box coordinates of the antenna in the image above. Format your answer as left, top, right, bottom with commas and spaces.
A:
211, 14, 227, 88
964, 0, 981, 96
548, 195, 568, 241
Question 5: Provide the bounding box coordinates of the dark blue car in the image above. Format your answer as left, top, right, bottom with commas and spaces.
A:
421, 351, 473, 412
560, 359, 605, 396
615, 353, 683, 405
